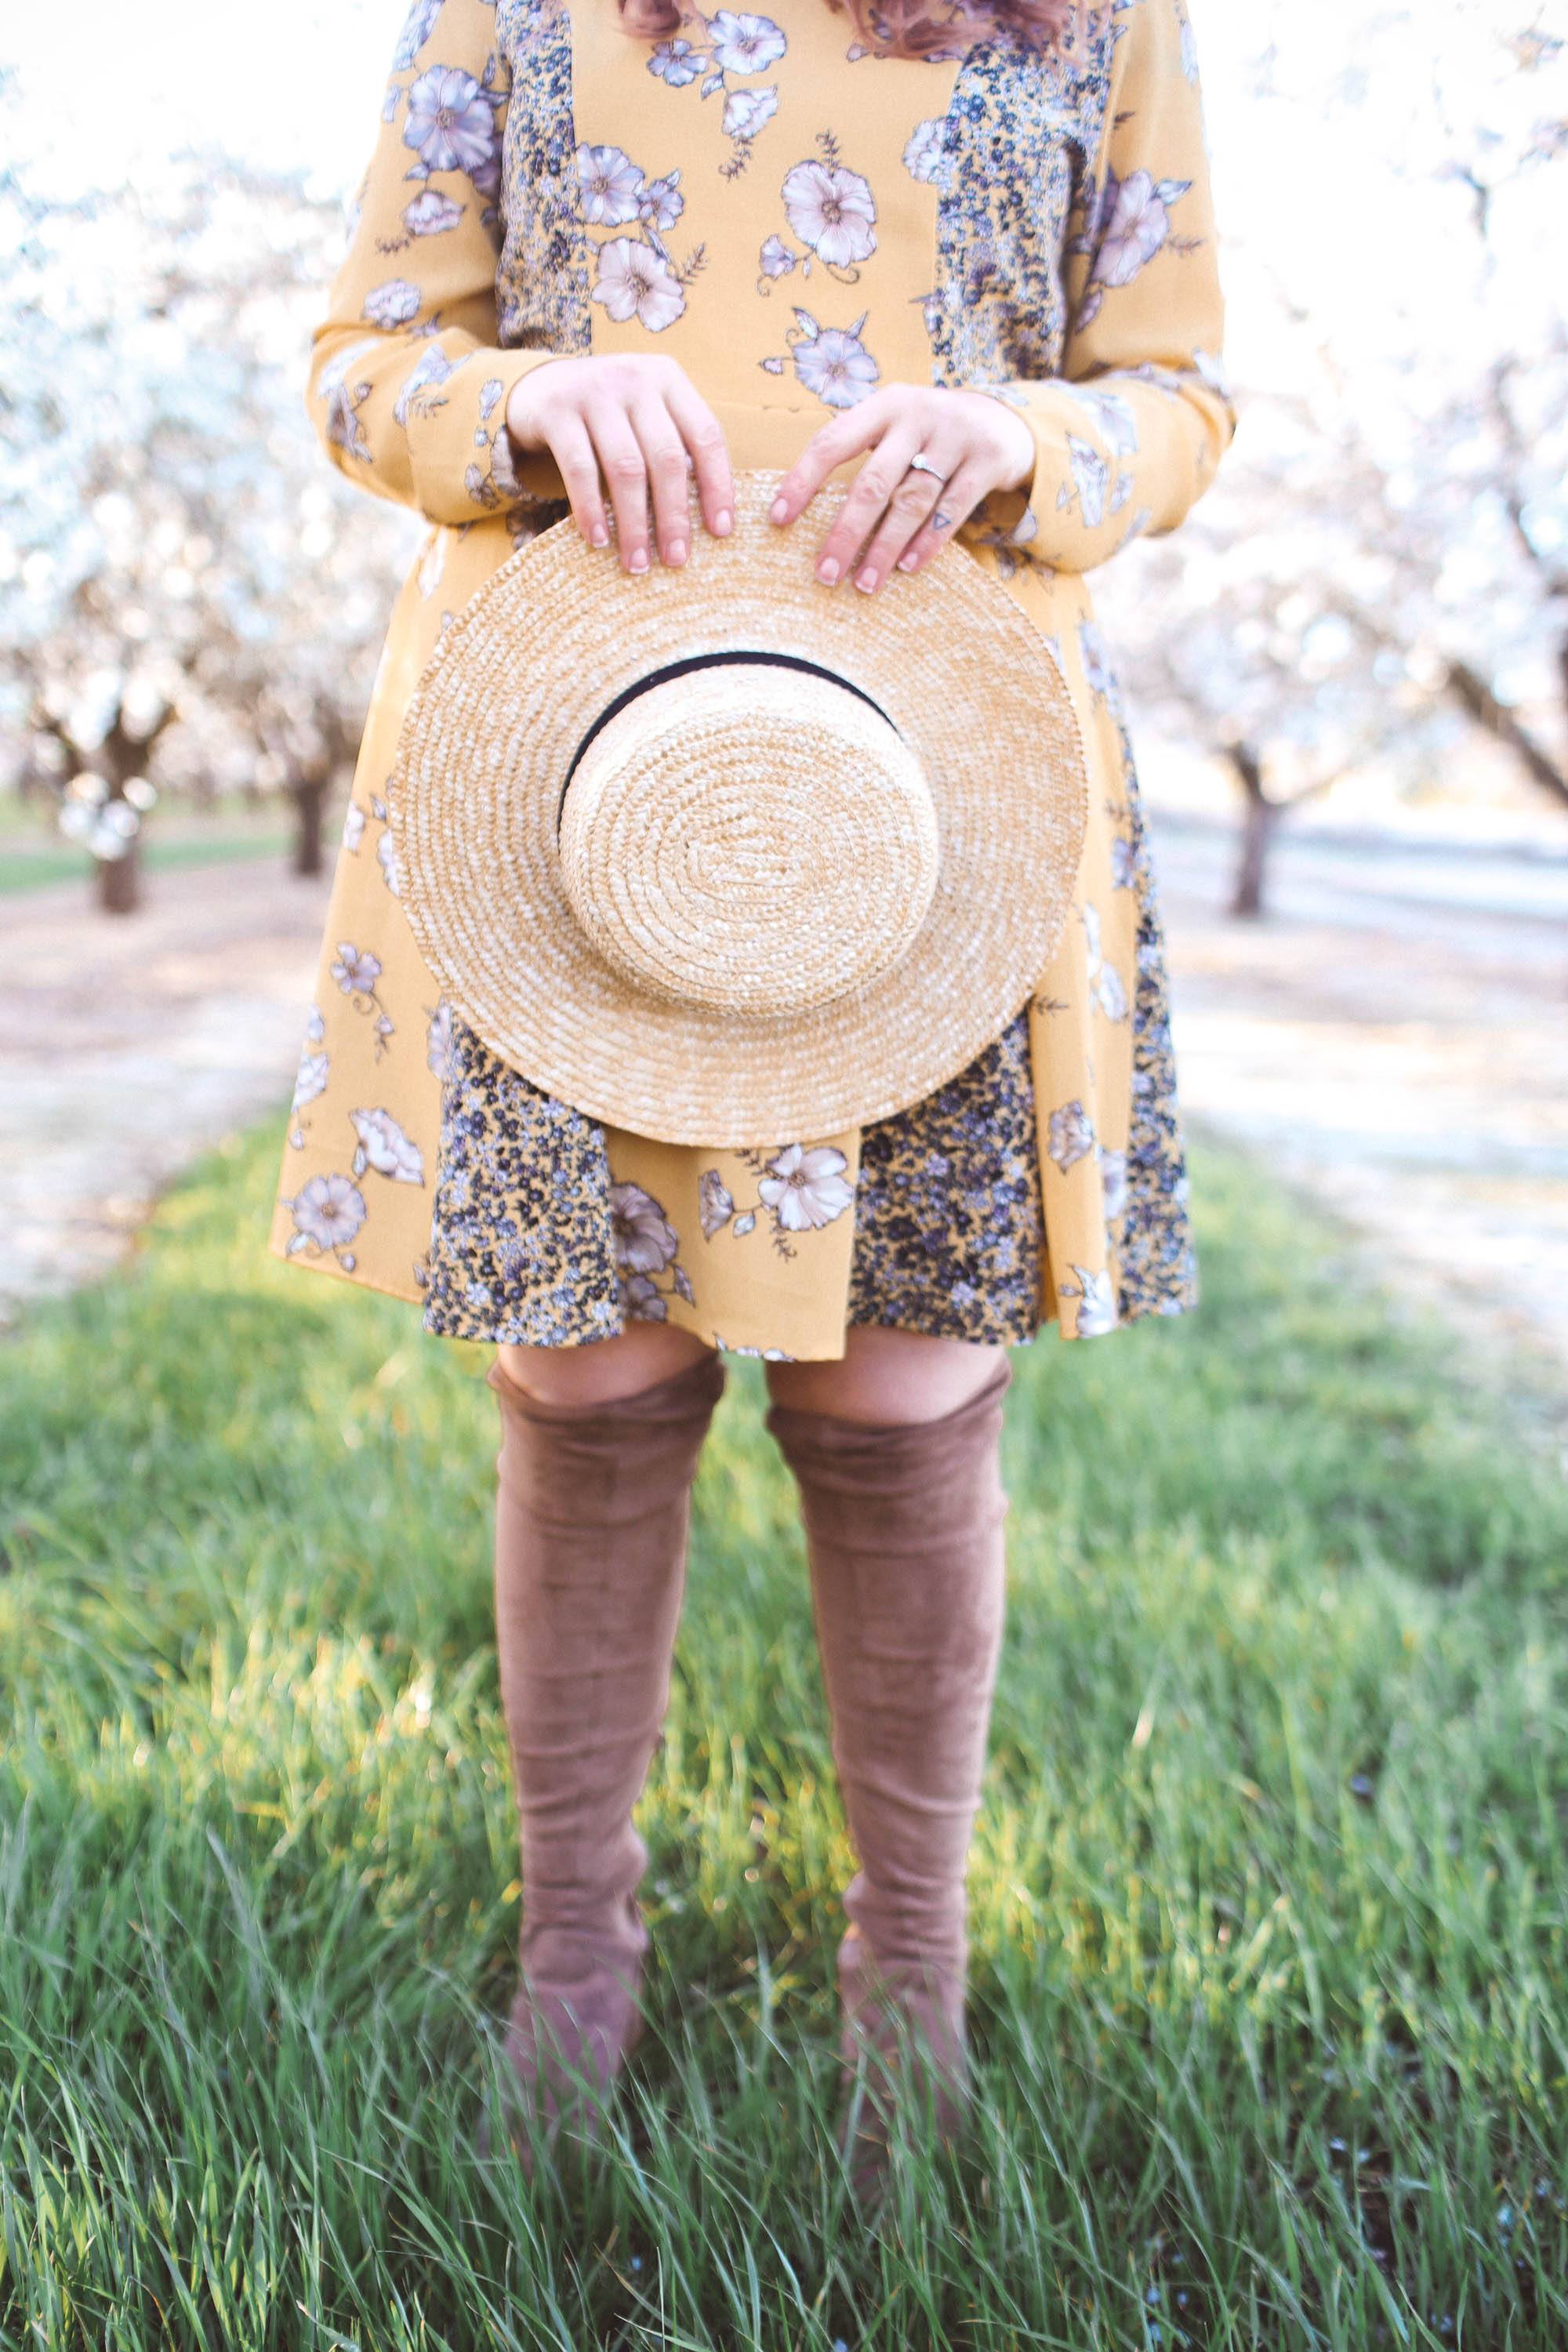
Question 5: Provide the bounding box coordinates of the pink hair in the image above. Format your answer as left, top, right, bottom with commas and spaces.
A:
616, 0, 1077, 63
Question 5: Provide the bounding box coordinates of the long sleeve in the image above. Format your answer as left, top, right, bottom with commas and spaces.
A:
974, 0, 1237, 574
308, 0, 565, 526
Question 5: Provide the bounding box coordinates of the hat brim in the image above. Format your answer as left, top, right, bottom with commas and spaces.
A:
387, 469, 1088, 1146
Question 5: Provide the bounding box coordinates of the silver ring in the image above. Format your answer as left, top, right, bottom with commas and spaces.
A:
906, 452, 948, 483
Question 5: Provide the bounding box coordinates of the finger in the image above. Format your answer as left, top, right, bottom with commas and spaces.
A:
663, 380, 734, 539
811, 423, 926, 586
629, 397, 695, 566
544, 411, 610, 548
585, 405, 652, 574
849, 451, 960, 593
893, 458, 992, 575
768, 394, 892, 528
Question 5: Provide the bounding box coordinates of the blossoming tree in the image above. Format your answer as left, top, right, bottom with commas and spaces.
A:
1097, 0, 1568, 915
0, 151, 416, 909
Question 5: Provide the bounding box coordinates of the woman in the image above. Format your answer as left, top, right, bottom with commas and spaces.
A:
273, 0, 1233, 2200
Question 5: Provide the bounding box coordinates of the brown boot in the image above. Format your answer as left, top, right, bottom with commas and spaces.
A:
765, 1358, 1012, 2206
482, 1347, 726, 2176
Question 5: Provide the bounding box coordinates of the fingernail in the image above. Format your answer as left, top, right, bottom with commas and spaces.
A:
897, 550, 920, 572
591, 524, 609, 547
629, 548, 649, 574
816, 557, 839, 586
770, 497, 789, 524
714, 508, 732, 535
667, 539, 688, 566
855, 565, 877, 593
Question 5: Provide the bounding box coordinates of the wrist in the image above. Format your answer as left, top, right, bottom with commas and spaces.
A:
978, 390, 1036, 495
955, 384, 1036, 495
505, 355, 572, 455
504, 376, 543, 456
998, 411, 1036, 495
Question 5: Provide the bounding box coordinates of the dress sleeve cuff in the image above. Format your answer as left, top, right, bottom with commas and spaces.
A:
404, 347, 571, 523
962, 379, 1112, 568
963, 377, 1186, 573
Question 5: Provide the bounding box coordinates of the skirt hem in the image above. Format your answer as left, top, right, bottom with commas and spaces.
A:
267, 1223, 1195, 1352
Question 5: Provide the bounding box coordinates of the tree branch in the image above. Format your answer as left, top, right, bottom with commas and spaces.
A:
1444, 657, 1568, 810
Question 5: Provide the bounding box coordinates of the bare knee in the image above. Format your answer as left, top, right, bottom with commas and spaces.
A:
764, 1324, 1006, 1425
495, 1321, 714, 1407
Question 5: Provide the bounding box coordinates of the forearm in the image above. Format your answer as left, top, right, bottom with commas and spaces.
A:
309, 324, 565, 524
968, 360, 1233, 574
964, 0, 1236, 578
303, 0, 572, 528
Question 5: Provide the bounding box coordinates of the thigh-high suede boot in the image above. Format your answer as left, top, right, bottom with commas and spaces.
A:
482, 1348, 726, 2173
765, 1358, 1011, 2204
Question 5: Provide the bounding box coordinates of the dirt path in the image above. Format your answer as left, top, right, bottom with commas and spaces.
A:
2, 860, 331, 1325
1152, 811, 1568, 1412
4, 825, 1567, 1421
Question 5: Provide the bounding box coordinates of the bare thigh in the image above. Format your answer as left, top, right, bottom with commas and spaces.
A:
764, 1323, 1005, 1426
495, 1322, 713, 1406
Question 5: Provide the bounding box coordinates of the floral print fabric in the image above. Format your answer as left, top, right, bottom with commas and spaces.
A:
421, 1004, 1045, 1350
269, 0, 1234, 1357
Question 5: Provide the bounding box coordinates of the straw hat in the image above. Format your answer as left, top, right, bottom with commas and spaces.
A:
387, 468, 1087, 1146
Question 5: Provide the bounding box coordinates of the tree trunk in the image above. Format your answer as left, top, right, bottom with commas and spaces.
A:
1224, 740, 1278, 919
291, 777, 328, 877
31, 693, 177, 916
96, 841, 141, 915
95, 699, 175, 916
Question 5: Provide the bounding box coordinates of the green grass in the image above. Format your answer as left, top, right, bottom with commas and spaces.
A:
0, 817, 293, 896
2, 1119, 1567, 2350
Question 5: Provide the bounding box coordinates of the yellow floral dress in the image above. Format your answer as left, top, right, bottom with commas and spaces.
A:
269, 0, 1235, 1359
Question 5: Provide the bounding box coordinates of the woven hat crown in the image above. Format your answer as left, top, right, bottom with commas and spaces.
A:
557, 662, 939, 1018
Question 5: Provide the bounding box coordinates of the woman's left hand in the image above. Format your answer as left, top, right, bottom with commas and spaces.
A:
768, 385, 1036, 594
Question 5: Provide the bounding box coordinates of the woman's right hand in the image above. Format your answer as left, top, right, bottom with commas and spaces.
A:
505, 354, 734, 573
